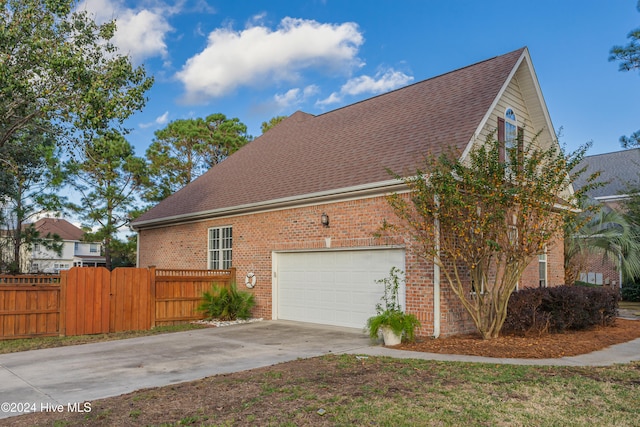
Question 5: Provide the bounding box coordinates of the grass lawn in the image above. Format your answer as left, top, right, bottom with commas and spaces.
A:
620, 300, 640, 315
0, 323, 207, 354
11, 354, 640, 427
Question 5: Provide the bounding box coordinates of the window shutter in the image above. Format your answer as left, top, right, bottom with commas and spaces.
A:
517, 126, 524, 173
497, 117, 505, 162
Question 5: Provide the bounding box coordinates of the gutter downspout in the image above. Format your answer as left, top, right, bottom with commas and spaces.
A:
136, 231, 140, 268
433, 195, 441, 338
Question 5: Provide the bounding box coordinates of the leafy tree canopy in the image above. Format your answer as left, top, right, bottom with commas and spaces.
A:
261, 115, 287, 134
66, 130, 147, 270
565, 203, 640, 286
609, 1, 640, 147
0, 0, 153, 150
143, 113, 252, 202
0, 121, 66, 272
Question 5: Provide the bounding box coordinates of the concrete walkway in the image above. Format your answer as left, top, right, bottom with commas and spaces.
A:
1, 320, 639, 419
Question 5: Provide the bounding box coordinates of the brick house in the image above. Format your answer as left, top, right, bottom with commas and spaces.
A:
571, 148, 640, 287
131, 47, 566, 337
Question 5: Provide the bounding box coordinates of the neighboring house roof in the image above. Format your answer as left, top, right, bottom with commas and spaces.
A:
32, 218, 84, 241
133, 47, 530, 228
572, 148, 640, 200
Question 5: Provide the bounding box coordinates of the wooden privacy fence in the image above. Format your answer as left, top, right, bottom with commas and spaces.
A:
0, 275, 61, 340
0, 267, 236, 340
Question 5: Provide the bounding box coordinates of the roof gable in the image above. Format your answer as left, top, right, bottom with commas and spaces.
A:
462, 49, 555, 160
134, 48, 527, 227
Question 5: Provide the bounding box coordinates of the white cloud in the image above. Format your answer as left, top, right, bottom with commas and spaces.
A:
273, 85, 320, 109
341, 69, 414, 95
176, 17, 364, 103
274, 88, 301, 109
77, 0, 174, 64
155, 111, 170, 125
316, 92, 342, 107
317, 68, 413, 106
140, 111, 170, 128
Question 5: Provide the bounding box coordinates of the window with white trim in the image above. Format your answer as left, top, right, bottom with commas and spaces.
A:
504, 108, 517, 164
498, 108, 523, 176
208, 226, 232, 269
90, 243, 98, 253
538, 248, 548, 288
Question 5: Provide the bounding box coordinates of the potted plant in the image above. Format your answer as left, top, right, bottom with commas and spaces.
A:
366, 267, 420, 345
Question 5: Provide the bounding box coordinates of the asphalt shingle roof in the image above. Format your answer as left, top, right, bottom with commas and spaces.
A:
134, 48, 525, 226
573, 148, 640, 199
33, 218, 84, 241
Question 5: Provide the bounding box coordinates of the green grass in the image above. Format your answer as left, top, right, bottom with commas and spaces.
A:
13, 354, 640, 426
0, 323, 207, 354
620, 300, 640, 315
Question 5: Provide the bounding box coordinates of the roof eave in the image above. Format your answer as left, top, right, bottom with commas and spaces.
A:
131, 179, 408, 230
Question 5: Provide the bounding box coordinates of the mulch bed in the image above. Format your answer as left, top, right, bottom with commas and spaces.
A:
396, 318, 640, 359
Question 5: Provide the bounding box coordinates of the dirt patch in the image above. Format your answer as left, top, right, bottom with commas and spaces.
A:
397, 318, 640, 358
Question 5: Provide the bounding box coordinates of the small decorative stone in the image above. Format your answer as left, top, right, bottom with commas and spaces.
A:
191, 318, 264, 327
317, 408, 326, 416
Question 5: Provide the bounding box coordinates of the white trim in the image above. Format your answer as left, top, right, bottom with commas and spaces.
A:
272, 245, 405, 255
208, 226, 233, 269
538, 248, 548, 288
595, 194, 631, 202
136, 233, 140, 267
272, 247, 406, 327
433, 196, 441, 338
132, 178, 407, 230
272, 251, 278, 320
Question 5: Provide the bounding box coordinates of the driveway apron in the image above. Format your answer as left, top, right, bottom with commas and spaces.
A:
0, 321, 369, 419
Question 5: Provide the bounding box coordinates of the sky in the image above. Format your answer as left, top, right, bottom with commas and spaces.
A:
77, 0, 640, 159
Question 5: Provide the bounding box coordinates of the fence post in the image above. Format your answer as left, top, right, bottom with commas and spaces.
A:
59, 270, 67, 337
149, 266, 156, 328
229, 267, 236, 285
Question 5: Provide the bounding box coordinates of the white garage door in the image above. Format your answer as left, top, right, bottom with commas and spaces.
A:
275, 249, 405, 328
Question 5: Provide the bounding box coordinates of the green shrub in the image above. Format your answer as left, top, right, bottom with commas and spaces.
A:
621, 282, 640, 302
366, 309, 421, 342
365, 267, 420, 342
503, 285, 619, 335
198, 283, 256, 320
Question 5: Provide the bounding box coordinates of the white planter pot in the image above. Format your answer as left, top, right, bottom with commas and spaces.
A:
381, 327, 402, 346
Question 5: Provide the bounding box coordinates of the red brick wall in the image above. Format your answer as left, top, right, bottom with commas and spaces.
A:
579, 254, 620, 287
138, 195, 565, 337
519, 232, 565, 290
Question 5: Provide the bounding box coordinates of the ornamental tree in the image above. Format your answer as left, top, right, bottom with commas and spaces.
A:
385, 134, 592, 339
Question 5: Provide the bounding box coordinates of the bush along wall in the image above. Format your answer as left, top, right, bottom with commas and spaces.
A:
502, 285, 620, 335
621, 282, 640, 302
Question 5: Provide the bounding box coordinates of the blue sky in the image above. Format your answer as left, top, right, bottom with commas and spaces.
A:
79, 0, 640, 157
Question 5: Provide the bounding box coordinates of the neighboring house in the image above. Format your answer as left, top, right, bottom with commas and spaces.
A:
29, 218, 106, 273
131, 47, 566, 337
571, 148, 640, 287
573, 148, 640, 211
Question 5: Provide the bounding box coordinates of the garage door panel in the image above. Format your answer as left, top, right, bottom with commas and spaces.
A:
276, 249, 405, 328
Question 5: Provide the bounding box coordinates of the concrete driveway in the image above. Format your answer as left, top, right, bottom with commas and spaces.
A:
0, 320, 370, 419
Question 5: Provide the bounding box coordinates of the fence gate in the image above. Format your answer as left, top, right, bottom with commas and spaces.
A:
62, 268, 110, 336
110, 268, 152, 332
